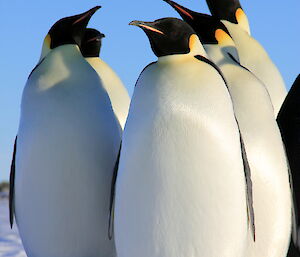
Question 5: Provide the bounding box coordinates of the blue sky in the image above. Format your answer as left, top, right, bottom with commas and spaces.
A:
0, 0, 299, 181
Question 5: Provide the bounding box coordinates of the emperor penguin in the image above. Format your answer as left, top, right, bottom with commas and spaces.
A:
81, 29, 131, 129
206, 0, 251, 35
113, 17, 253, 257
163, 2, 293, 257
277, 75, 300, 257
9, 7, 121, 257
205, 0, 287, 116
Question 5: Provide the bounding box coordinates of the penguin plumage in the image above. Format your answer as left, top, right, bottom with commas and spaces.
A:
205, 0, 287, 116
278, 75, 300, 257
10, 7, 121, 257
80, 28, 131, 130
113, 17, 251, 257
205, 0, 251, 34
163, 2, 293, 257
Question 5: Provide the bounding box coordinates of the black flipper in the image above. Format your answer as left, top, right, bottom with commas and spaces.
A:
240, 135, 256, 241
227, 52, 250, 72
28, 57, 45, 79
108, 144, 122, 240
9, 136, 17, 229
194, 54, 256, 241
287, 237, 300, 257
287, 159, 299, 257
277, 75, 300, 254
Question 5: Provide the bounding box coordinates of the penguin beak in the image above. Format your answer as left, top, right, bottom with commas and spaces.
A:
70, 6, 101, 46
163, 0, 195, 20
47, 6, 101, 50
72, 6, 101, 26
129, 20, 165, 35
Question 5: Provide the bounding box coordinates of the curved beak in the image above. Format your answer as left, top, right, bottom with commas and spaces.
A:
72, 6, 101, 26
70, 6, 101, 46
129, 20, 164, 35
163, 0, 196, 20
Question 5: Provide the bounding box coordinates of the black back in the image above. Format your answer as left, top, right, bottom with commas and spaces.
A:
206, 0, 242, 24
277, 74, 300, 254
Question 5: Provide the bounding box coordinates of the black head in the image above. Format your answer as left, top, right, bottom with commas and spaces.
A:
129, 18, 196, 57
206, 0, 242, 24
163, 0, 231, 45
81, 28, 105, 58
48, 6, 101, 49
206, 0, 250, 33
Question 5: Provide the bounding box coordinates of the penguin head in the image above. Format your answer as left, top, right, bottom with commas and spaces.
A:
205, 0, 250, 34
40, 6, 100, 60
163, 0, 234, 46
129, 18, 201, 57
81, 28, 105, 58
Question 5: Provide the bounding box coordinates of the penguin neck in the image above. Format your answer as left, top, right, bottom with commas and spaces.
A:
235, 9, 251, 35
85, 56, 102, 66
204, 43, 239, 66
40, 43, 50, 62
39, 41, 82, 62
41, 45, 84, 74
39, 35, 51, 62
158, 38, 208, 64
222, 20, 250, 41
30, 45, 85, 91
48, 44, 82, 61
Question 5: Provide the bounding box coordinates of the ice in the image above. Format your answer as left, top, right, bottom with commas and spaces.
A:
0, 199, 26, 257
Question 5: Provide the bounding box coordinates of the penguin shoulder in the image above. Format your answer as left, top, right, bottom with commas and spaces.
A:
221, 20, 269, 60
27, 45, 100, 92
86, 57, 126, 88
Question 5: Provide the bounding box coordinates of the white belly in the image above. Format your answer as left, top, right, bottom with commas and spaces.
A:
15, 67, 121, 257
86, 57, 131, 129
115, 60, 248, 257
246, 168, 291, 257
221, 64, 292, 257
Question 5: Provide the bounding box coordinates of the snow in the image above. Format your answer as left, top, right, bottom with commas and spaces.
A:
0, 199, 26, 257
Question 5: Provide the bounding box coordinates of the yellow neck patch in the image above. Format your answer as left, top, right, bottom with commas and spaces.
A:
188, 34, 207, 57
44, 34, 51, 48
215, 29, 233, 46
235, 8, 251, 34
39, 34, 52, 61
189, 34, 198, 52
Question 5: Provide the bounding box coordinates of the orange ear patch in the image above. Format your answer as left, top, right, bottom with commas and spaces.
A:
45, 34, 51, 48
189, 34, 198, 52
215, 29, 232, 45
235, 8, 251, 34
235, 8, 245, 24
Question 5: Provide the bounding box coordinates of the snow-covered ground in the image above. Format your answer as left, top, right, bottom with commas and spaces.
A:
0, 199, 26, 257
